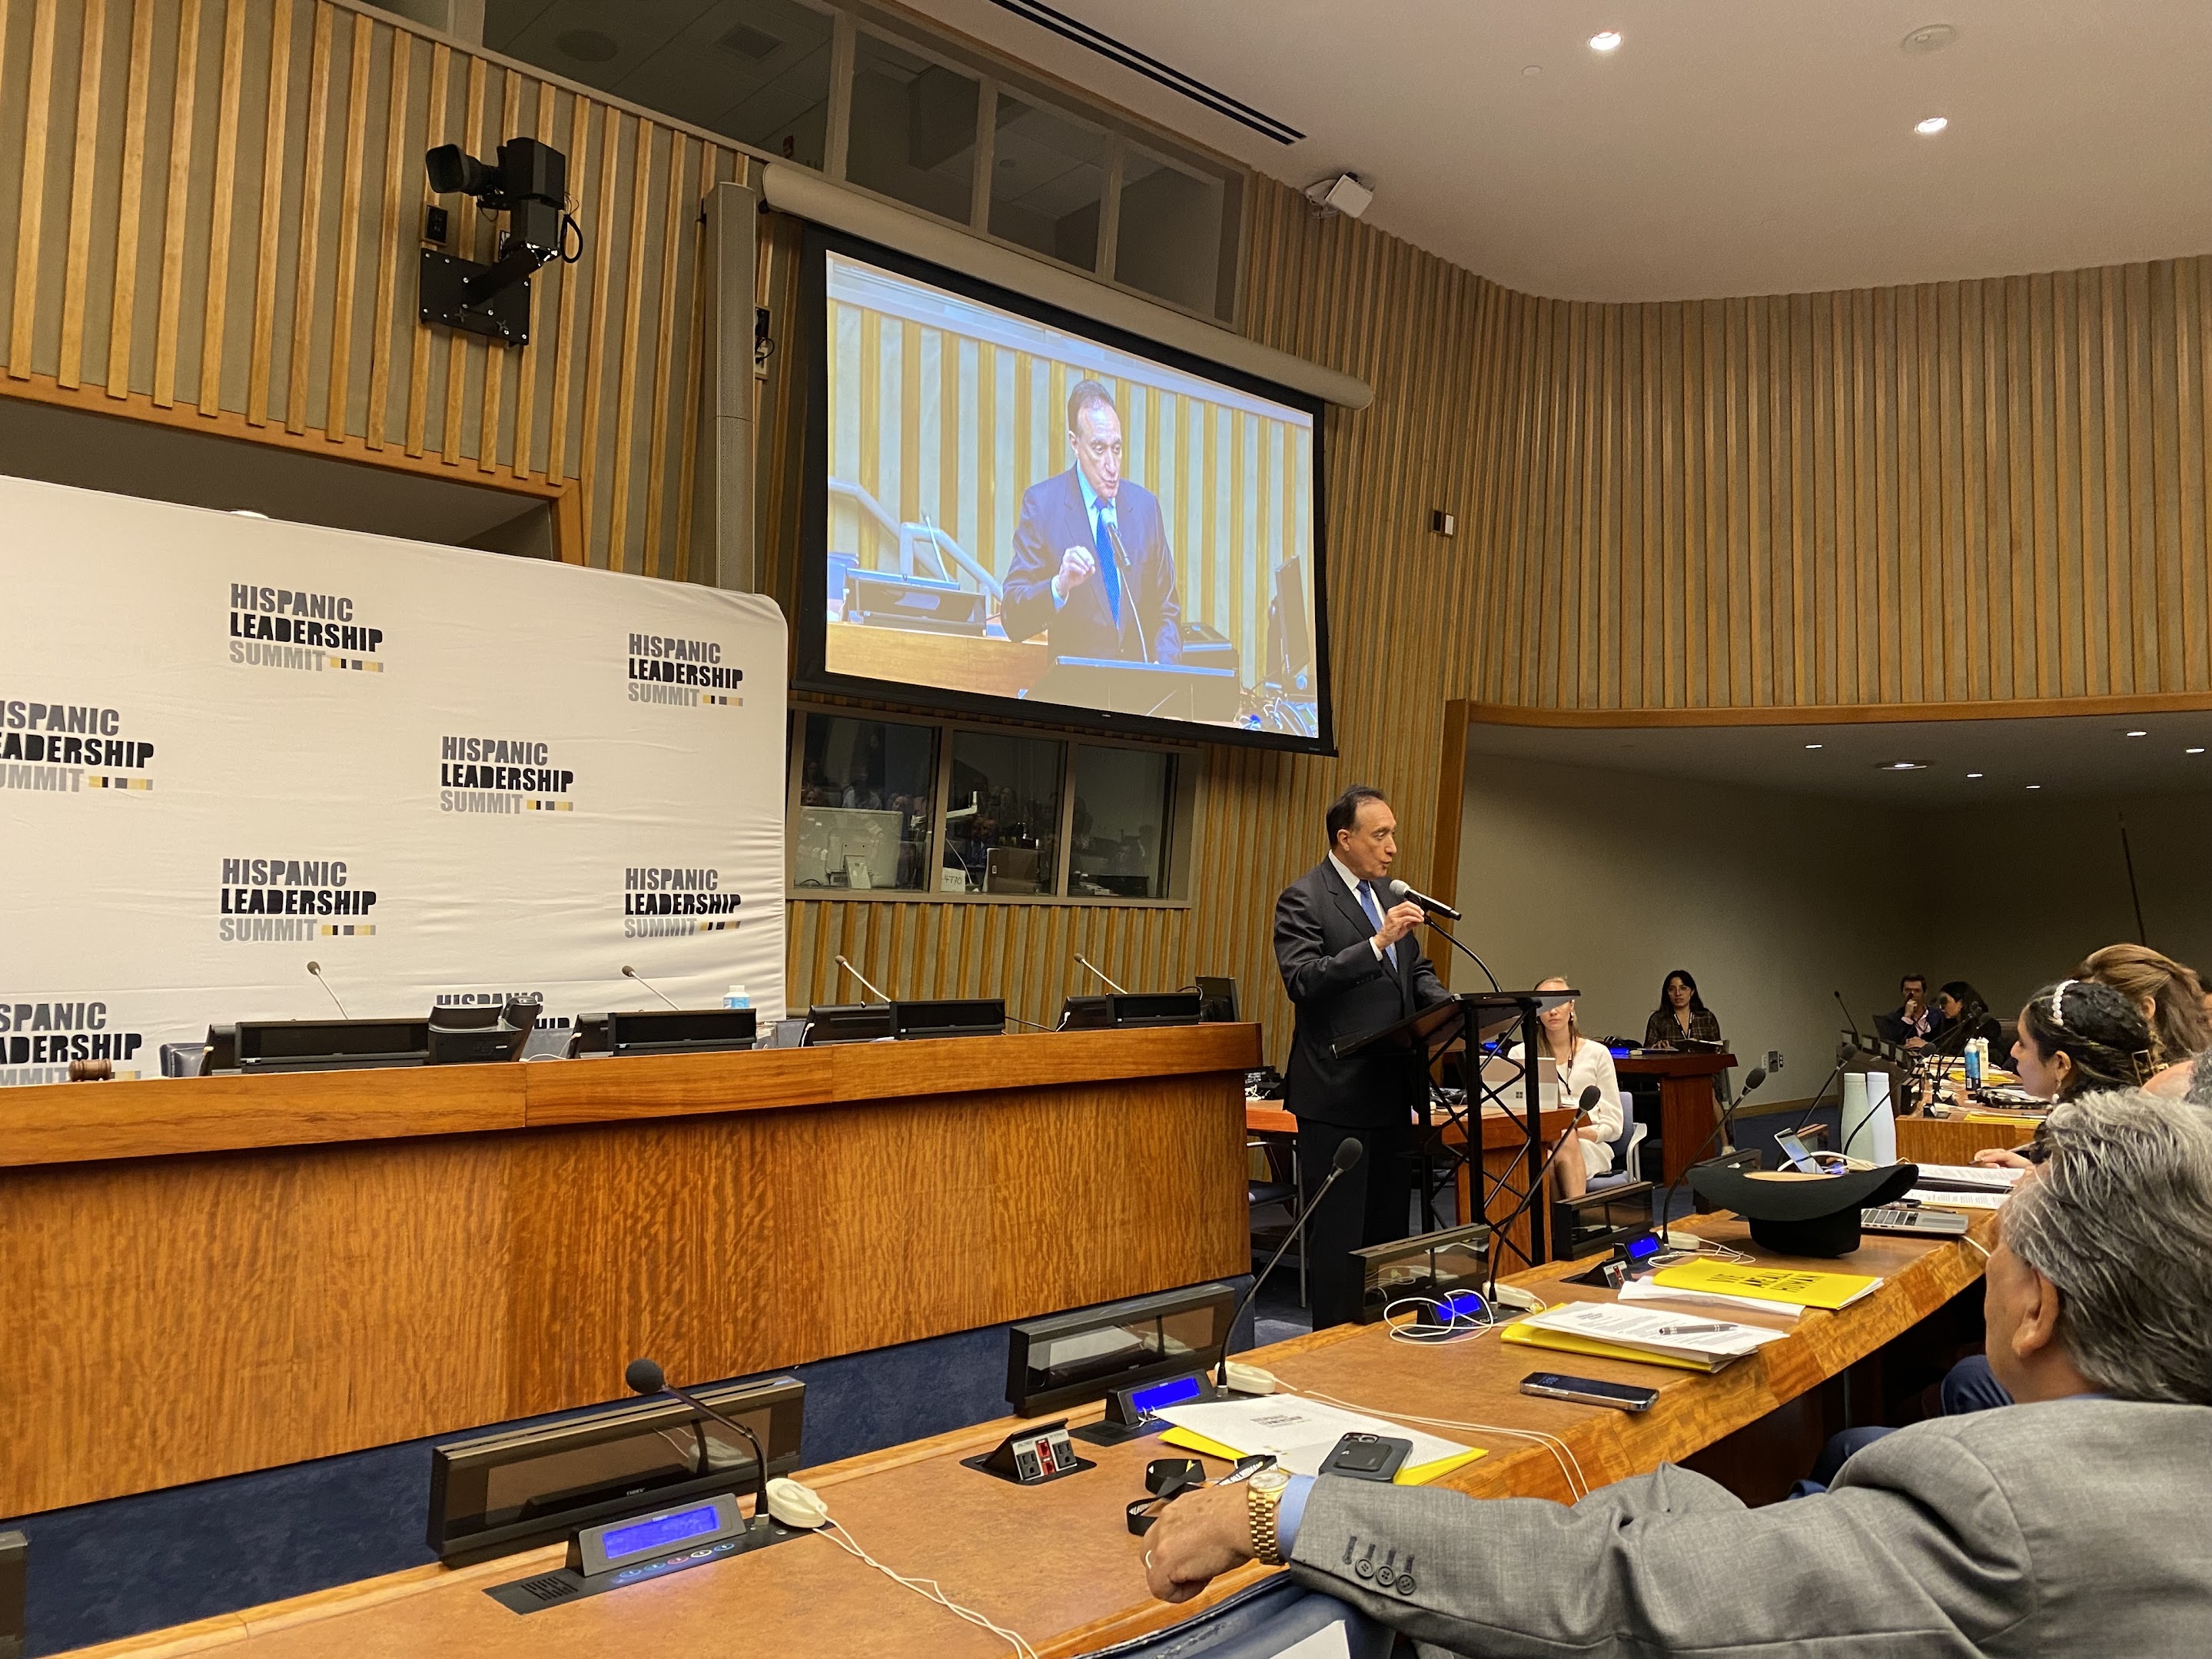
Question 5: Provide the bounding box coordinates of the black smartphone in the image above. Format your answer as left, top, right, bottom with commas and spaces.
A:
1520, 1371, 1660, 1413
1317, 1431, 1412, 1482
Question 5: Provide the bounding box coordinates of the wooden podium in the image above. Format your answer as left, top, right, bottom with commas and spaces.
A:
1617, 1049, 1737, 1183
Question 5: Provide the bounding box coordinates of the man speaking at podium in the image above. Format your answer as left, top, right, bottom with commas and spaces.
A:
1001, 379, 1183, 667
1274, 785, 1450, 1328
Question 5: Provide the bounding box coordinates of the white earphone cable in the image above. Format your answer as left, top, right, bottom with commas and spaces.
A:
815, 1518, 1040, 1659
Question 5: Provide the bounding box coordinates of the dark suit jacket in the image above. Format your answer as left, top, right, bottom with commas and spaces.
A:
1274, 862, 1450, 1129
1001, 470, 1182, 664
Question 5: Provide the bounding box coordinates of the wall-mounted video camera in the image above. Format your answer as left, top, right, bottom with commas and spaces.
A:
418, 137, 580, 347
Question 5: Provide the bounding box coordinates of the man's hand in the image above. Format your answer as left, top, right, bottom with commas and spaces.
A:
1974, 1147, 2034, 1169
1903, 1037, 1928, 1051
1375, 899, 1423, 953
1051, 546, 1098, 603
1144, 1483, 1254, 1604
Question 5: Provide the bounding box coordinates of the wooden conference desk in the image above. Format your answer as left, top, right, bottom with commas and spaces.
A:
1896, 1112, 2040, 1165
825, 619, 1048, 703
1616, 1050, 1736, 1184
1246, 1102, 1576, 1265
0, 1025, 1258, 1518
77, 1212, 1991, 1659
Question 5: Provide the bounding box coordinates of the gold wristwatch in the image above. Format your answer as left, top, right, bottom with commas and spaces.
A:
1245, 1467, 1293, 1565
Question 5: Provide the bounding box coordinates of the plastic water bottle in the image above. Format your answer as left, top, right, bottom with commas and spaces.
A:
725, 984, 749, 1009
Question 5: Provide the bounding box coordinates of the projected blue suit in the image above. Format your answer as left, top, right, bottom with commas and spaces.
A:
1001, 385, 1183, 667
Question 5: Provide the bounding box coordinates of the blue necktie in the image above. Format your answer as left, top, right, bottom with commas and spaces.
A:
1094, 504, 1123, 626
1358, 880, 1392, 961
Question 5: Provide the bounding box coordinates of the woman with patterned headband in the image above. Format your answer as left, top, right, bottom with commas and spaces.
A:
1973, 979, 2154, 1171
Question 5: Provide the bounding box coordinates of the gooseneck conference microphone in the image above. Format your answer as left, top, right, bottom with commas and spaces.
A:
1385, 879, 1502, 992
1654, 1064, 1767, 1247
834, 954, 891, 1005
305, 960, 349, 1019
1215, 1136, 1363, 1388
1483, 1085, 1599, 1300
625, 1358, 773, 1533
1073, 953, 1128, 995
621, 964, 681, 1010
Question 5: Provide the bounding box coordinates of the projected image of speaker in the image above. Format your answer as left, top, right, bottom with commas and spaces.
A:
799, 238, 1332, 753
427, 998, 540, 1066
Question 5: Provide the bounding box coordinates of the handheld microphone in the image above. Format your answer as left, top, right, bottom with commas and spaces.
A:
625, 1358, 772, 1533
1654, 1065, 1767, 1247
1385, 878, 1461, 923
305, 960, 349, 1019
1216, 1137, 1362, 1383
1385, 878, 1501, 991
835, 954, 891, 1004
1073, 954, 1128, 995
1483, 1086, 1599, 1299
621, 964, 681, 1010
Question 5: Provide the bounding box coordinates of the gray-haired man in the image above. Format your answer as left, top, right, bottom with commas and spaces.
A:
1144, 1090, 2212, 1655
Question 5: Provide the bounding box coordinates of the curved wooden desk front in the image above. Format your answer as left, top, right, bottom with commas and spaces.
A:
66, 1212, 1991, 1659
0, 1026, 1259, 1518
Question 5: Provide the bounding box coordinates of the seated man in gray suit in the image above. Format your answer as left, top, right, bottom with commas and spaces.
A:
1144, 1089, 2212, 1656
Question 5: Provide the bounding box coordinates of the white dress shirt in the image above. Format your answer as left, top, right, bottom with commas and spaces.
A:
1327, 850, 1390, 961
1506, 1035, 1624, 1177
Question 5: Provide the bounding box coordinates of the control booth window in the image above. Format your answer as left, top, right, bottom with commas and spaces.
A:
1069, 745, 1174, 899
794, 714, 938, 892
787, 708, 1191, 906
945, 730, 1061, 896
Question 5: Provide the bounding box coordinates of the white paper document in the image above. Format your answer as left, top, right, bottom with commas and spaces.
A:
1907, 1187, 2008, 1211
1616, 1278, 1805, 1320
1911, 1162, 2023, 1192
1150, 1395, 1470, 1479
1523, 1300, 1792, 1361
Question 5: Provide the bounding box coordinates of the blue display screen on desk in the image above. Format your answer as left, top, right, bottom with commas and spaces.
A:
1129, 1372, 1205, 1415
599, 1502, 722, 1562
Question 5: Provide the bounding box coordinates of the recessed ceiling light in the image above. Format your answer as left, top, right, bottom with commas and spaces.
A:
1522, 65, 1543, 78
1589, 30, 1622, 52
1901, 23, 1960, 55
1804, 743, 1823, 750
1915, 115, 1949, 136
1878, 760, 1930, 772
2026, 783, 2042, 790
2124, 730, 2148, 738
2188, 747, 2207, 756
1967, 772, 1984, 779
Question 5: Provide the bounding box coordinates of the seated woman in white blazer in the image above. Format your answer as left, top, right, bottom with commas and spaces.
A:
1506, 975, 1623, 1199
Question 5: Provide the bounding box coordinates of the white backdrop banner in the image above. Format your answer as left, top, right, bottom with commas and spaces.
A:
0, 475, 787, 1086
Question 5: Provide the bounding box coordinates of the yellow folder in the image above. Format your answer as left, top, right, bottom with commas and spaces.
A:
1649, 1258, 1880, 1311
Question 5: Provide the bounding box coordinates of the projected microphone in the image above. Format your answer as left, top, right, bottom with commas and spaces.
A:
305, 960, 350, 1019
1074, 953, 1128, 995
1655, 1065, 1768, 1248
625, 1358, 772, 1534
1217, 1138, 1362, 1387
1384, 878, 1460, 923
834, 954, 891, 1004
1101, 520, 1154, 665
621, 964, 680, 1010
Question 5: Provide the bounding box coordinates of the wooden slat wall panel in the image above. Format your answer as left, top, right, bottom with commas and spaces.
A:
0, 0, 739, 568
1474, 258, 2212, 710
